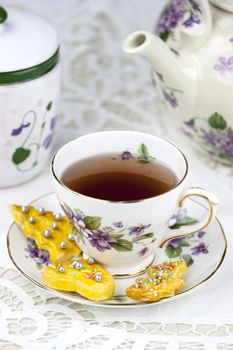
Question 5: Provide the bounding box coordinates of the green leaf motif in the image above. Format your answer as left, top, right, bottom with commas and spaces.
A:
159, 30, 170, 42
165, 245, 173, 258
165, 245, 182, 258
132, 232, 154, 242
137, 143, 155, 163
112, 295, 127, 303
138, 143, 149, 159
182, 254, 194, 267
103, 226, 115, 233
12, 147, 31, 165
173, 246, 182, 257
219, 153, 233, 161
27, 238, 37, 247
63, 203, 73, 215
46, 101, 53, 111
74, 209, 80, 216
156, 72, 164, 82
36, 263, 43, 270
110, 233, 124, 239
179, 240, 190, 247
111, 239, 133, 252
137, 159, 151, 164
188, 118, 195, 127
208, 113, 227, 130
84, 216, 101, 230
170, 216, 198, 230
73, 227, 85, 245
74, 208, 85, 219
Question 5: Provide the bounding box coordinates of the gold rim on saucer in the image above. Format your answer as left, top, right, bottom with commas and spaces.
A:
6, 192, 227, 308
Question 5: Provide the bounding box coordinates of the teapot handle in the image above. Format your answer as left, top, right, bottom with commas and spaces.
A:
180, 0, 212, 49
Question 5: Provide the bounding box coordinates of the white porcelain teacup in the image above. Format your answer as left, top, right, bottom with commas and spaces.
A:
52, 131, 218, 276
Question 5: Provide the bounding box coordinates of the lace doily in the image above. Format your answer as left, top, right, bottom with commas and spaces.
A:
1, 0, 233, 349
1, 267, 233, 350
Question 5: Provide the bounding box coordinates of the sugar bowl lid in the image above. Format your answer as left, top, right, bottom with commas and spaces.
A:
209, 0, 233, 12
0, 6, 59, 84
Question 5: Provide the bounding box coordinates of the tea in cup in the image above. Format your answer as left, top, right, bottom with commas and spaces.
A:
52, 131, 218, 276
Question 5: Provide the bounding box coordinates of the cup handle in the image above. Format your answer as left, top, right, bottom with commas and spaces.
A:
160, 187, 219, 248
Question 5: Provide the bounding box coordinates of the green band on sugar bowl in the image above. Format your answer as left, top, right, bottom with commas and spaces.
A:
0, 48, 59, 85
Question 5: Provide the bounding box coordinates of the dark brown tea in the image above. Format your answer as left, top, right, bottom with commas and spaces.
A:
61, 154, 178, 201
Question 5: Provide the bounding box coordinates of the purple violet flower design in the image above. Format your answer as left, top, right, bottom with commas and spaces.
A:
182, 128, 194, 139
167, 237, 185, 249
162, 90, 178, 108
25, 244, 39, 259
197, 231, 205, 238
50, 117, 56, 130
156, 0, 185, 35
182, 115, 233, 163
61, 204, 84, 223
89, 230, 117, 252
230, 38, 233, 45
120, 151, 133, 160
187, 0, 201, 12
183, 16, 201, 27
60, 203, 153, 254
168, 209, 186, 227
11, 122, 30, 136
156, 0, 201, 38
202, 129, 233, 158
214, 57, 233, 75
61, 204, 93, 239
137, 247, 149, 257
25, 242, 50, 265
43, 135, 52, 149
42, 117, 56, 149
171, 48, 180, 56
128, 224, 151, 236
183, 119, 197, 132
113, 221, 124, 228
70, 212, 84, 224
74, 219, 94, 238
191, 242, 209, 255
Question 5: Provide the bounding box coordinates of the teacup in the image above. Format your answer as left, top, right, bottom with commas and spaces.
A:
52, 131, 218, 276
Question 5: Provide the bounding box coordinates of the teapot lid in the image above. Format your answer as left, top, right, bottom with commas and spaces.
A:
0, 6, 59, 83
209, 0, 233, 12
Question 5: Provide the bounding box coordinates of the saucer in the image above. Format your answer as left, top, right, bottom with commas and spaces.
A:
7, 192, 227, 308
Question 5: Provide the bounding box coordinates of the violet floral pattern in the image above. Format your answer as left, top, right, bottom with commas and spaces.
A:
25, 238, 50, 270
156, 72, 183, 108
214, 57, 233, 75
182, 113, 233, 165
11, 101, 55, 172
61, 203, 155, 255
119, 143, 155, 164
166, 208, 208, 267
156, 0, 202, 42
24, 207, 209, 270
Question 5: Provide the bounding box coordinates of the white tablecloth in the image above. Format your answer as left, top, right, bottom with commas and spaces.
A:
1, 1, 233, 349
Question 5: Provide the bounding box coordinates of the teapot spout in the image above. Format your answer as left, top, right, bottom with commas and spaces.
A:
123, 31, 186, 88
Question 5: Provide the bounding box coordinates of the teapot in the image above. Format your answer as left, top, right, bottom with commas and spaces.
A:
123, 0, 233, 166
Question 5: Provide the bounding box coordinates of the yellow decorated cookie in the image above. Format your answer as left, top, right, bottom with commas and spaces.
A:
126, 258, 187, 302
42, 259, 115, 301
9, 204, 81, 264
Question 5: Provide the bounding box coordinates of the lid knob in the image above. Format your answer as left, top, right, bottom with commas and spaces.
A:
0, 7, 7, 24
